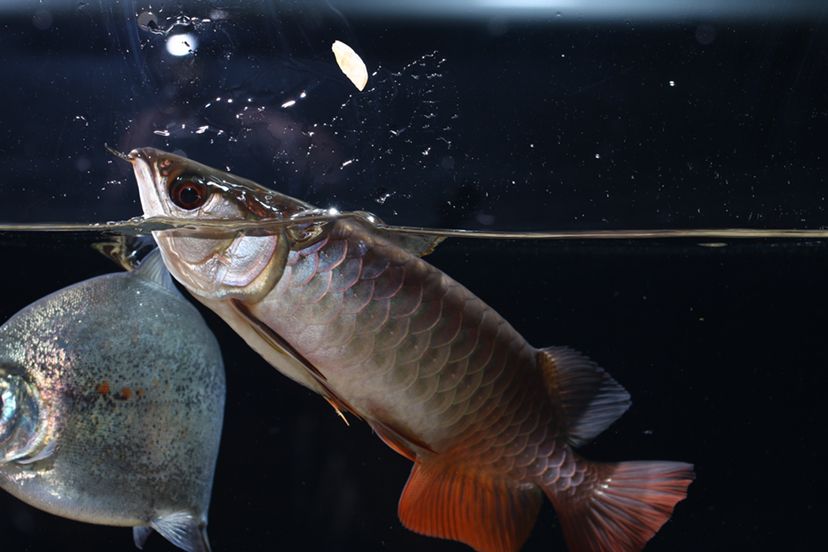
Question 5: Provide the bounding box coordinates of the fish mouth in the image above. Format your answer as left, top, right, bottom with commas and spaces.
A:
104, 144, 168, 216
125, 148, 171, 217
103, 144, 159, 166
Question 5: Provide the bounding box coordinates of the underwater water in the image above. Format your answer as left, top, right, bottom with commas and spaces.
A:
1, 1, 827, 551
1, 232, 827, 552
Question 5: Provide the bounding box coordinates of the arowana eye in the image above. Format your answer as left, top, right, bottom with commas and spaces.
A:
169, 176, 209, 210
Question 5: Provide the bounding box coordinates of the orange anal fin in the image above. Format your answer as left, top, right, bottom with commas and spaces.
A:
398, 461, 542, 552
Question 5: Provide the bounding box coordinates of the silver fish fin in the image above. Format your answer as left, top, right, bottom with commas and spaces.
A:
15, 440, 57, 465
538, 346, 631, 447
351, 212, 445, 257
134, 249, 177, 292
380, 230, 445, 257
92, 234, 157, 271
150, 512, 211, 552
133, 526, 153, 549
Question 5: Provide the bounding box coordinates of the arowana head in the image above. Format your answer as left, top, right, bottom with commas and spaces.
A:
127, 147, 315, 302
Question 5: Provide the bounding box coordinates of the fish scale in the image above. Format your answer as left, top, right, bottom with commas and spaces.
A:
253, 221, 550, 458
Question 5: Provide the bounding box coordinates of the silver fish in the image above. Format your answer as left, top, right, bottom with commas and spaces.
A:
0, 250, 225, 552
129, 147, 693, 552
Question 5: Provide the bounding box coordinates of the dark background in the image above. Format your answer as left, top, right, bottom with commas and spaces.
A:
1, 1, 827, 551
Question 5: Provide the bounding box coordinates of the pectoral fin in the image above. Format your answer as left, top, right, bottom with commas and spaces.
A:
230, 298, 361, 421
15, 440, 56, 465
231, 299, 327, 381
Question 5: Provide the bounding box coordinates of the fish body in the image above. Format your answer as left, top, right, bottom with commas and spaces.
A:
129, 147, 693, 552
0, 251, 225, 552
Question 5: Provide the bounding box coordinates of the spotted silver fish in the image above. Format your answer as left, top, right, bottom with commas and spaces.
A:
129, 147, 693, 552
0, 250, 225, 552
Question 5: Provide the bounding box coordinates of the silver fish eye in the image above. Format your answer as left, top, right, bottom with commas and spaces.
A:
0, 371, 44, 462
0, 376, 22, 443
0, 383, 17, 434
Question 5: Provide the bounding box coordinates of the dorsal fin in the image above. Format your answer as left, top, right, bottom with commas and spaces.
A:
538, 346, 631, 447
92, 234, 157, 271
351, 212, 445, 257
134, 249, 177, 293
380, 230, 445, 257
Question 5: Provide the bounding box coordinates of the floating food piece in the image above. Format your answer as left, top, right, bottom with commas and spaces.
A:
129, 147, 693, 552
0, 250, 225, 552
332, 39, 368, 91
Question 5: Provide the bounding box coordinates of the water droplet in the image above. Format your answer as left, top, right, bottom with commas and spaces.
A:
375, 191, 395, 205
136, 11, 159, 34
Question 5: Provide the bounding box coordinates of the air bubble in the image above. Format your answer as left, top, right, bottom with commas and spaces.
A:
137, 11, 159, 34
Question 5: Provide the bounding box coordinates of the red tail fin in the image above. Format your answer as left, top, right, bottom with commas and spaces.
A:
548, 460, 694, 552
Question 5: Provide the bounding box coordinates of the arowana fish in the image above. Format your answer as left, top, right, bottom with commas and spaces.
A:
0, 250, 225, 552
128, 146, 693, 552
